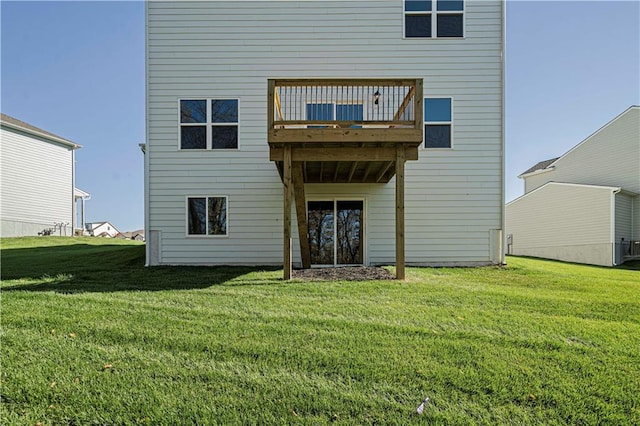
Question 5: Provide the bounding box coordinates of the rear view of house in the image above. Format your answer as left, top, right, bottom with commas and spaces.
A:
506, 106, 640, 266
144, 1, 505, 276
1, 113, 87, 237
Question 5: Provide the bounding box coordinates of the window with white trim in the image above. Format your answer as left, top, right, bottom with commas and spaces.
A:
306, 103, 364, 128
187, 196, 228, 236
180, 99, 238, 149
404, 0, 464, 38
424, 97, 452, 148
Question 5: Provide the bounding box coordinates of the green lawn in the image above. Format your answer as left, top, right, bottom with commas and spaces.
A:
1, 237, 638, 425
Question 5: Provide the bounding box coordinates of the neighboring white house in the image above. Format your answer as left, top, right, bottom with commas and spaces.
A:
506, 106, 640, 266
85, 221, 121, 238
144, 1, 505, 274
74, 187, 92, 235
1, 113, 85, 237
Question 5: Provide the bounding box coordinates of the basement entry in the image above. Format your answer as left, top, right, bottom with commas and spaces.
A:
307, 200, 364, 266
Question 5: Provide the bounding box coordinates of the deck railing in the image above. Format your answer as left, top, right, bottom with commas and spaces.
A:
267, 79, 423, 144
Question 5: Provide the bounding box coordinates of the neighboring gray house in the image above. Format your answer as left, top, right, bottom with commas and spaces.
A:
1, 113, 85, 237
506, 106, 640, 266
144, 1, 505, 276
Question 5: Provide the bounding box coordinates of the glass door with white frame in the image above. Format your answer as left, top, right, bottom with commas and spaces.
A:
308, 200, 364, 266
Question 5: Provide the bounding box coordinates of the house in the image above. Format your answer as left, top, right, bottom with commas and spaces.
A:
74, 188, 92, 235
1, 113, 85, 237
116, 230, 145, 241
506, 106, 640, 266
85, 221, 121, 238
144, 1, 505, 278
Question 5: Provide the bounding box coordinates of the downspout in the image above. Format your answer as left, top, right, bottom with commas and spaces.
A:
500, 0, 507, 264
611, 188, 621, 265
71, 148, 76, 236
144, 0, 150, 266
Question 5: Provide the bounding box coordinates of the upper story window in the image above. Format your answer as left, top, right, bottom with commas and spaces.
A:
424, 97, 452, 148
404, 0, 464, 38
180, 99, 238, 150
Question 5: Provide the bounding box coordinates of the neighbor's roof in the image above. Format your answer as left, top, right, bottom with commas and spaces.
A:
519, 157, 560, 177
518, 106, 640, 179
0, 113, 81, 149
74, 188, 91, 199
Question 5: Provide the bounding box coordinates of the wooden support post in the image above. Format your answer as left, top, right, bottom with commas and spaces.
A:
293, 162, 311, 269
396, 145, 406, 280
283, 145, 293, 280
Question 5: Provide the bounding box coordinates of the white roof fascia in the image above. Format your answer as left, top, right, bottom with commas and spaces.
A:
517, 166, 555, 179
546, 106, 639, 171
0, 120, 82, 150
74, 188, 92, 199
506, 181, 621, 207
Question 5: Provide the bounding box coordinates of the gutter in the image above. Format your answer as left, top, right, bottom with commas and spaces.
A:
517, 166, 555, 180
1, 120, 81, 150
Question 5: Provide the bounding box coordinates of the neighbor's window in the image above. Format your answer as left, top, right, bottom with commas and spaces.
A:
404, 0, 464, 38
187, 196, 228, 236
180, 99, 238, 149
424, 97, 452, 148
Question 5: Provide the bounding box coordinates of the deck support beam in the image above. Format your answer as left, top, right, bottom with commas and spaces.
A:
283, 145, 293, 280
395, 144, 406, 280
293, 162, 311, 269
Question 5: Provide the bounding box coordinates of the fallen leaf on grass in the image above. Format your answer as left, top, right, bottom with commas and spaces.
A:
68, 332, 76, 338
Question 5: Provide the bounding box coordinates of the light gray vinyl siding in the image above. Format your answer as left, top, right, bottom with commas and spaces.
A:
525, 107, 640, 194
0, 125, 74, 237
146, 1, 504, 265
634, 196, 640, 241
506, 183, 615, 266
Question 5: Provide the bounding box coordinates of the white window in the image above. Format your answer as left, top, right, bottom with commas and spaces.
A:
187, 196, 228, 236
424, 97, 452, 148
180, 99, 238, 150
404, 0, 464, 38
306, 103, 364, 127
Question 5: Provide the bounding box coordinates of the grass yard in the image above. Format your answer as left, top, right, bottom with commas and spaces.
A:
1, 237, 639, 425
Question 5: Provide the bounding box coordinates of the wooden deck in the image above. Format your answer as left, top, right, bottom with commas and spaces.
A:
267, 78, 424, 279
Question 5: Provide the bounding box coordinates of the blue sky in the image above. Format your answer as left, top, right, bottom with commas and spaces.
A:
1, 1, 639, 232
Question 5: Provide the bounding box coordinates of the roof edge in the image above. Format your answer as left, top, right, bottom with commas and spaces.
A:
545, 105, 639, 171
1, 114, 81, 149
518, 165, 555, 179
507, 181, 622, 207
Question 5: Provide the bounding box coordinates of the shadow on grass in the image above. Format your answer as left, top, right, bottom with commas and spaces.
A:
617, 260, 640, 270
1, 243, 282, 293
507, 254, 640, 271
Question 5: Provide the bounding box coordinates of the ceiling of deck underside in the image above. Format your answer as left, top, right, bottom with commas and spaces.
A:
276, 160, 396, 184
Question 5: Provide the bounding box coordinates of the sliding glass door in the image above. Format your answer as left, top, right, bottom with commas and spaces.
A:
308, 200, 364, 265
